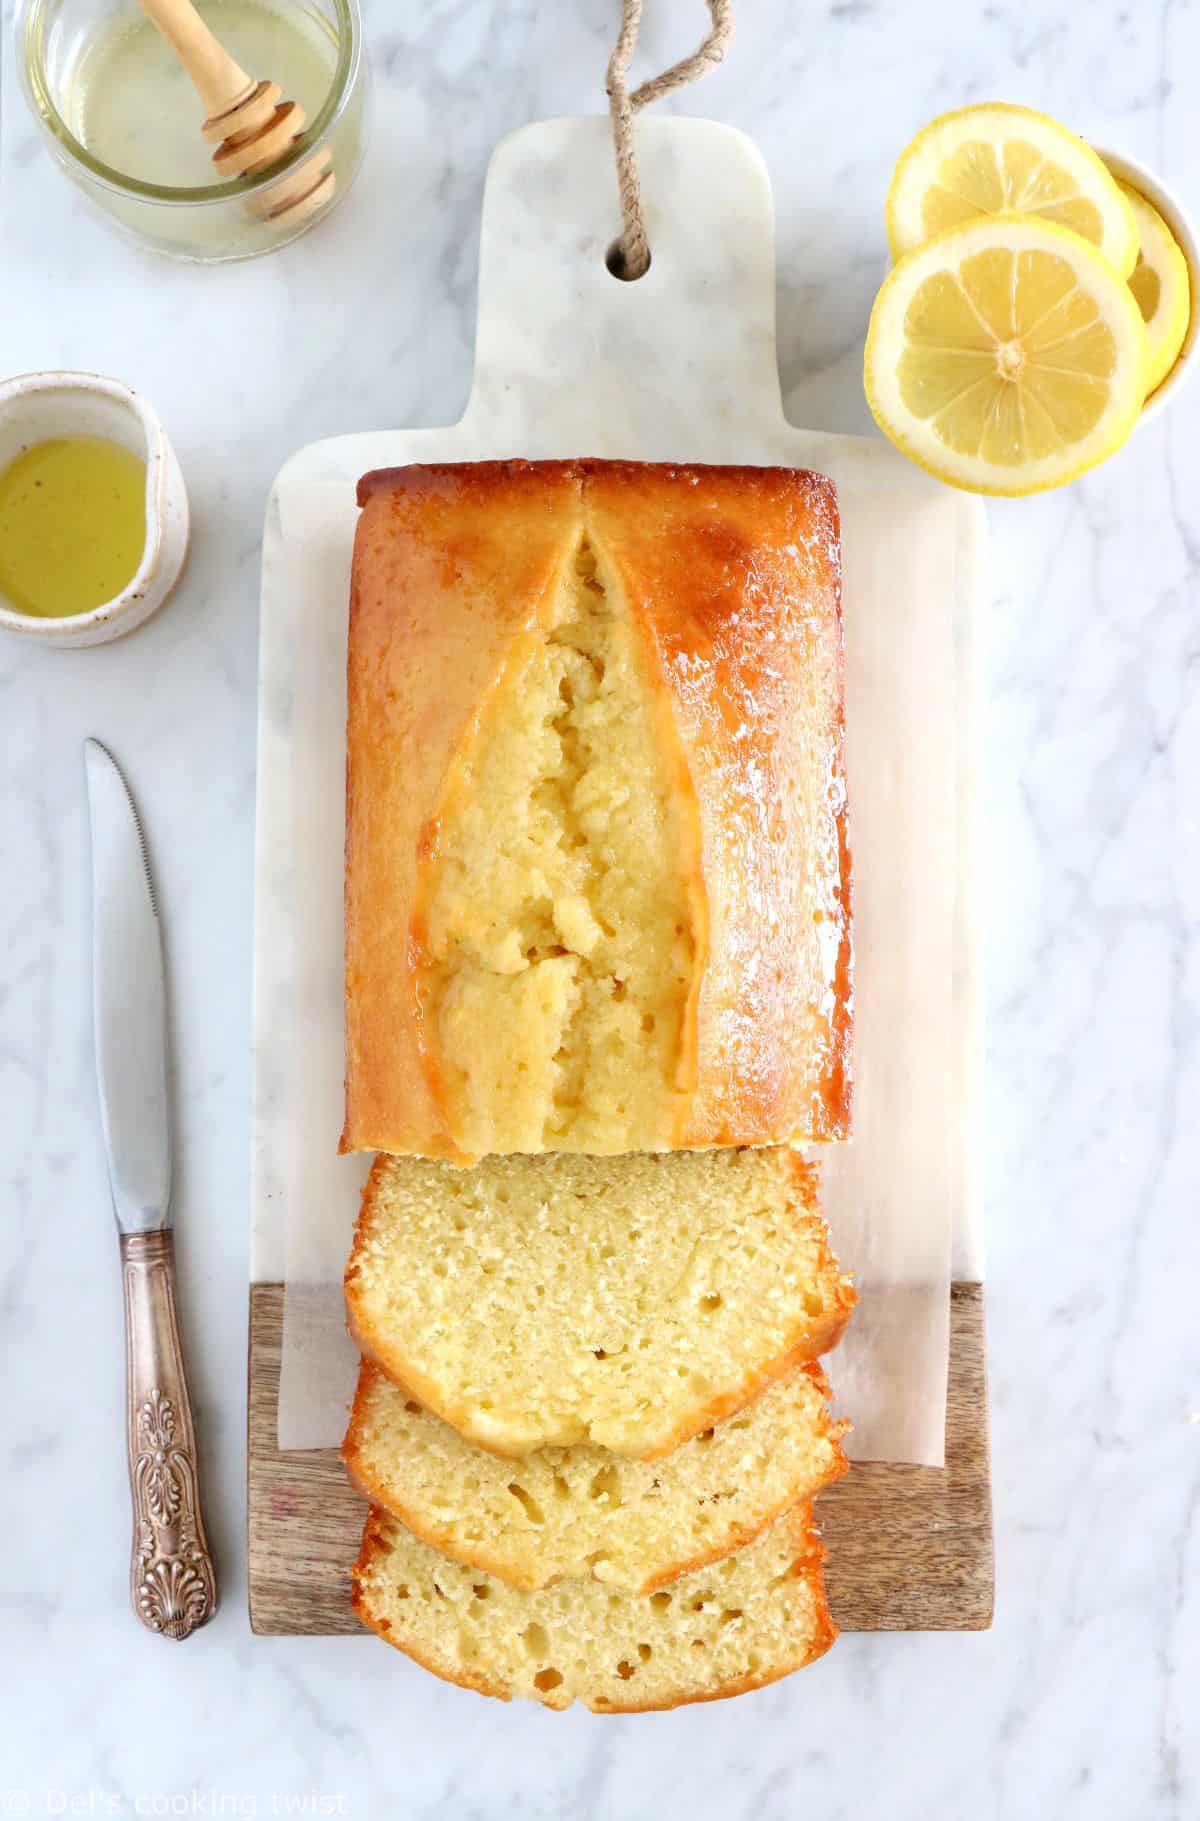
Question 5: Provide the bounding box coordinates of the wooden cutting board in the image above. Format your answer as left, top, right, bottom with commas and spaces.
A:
248, 1284, 992, 1634
249, 118, 993, 1637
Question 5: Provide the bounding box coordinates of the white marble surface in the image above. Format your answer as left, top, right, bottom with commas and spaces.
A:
0, 1, 1196, 1815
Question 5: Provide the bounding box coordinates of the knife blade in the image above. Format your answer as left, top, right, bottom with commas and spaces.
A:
84, 740, 217, 1639
85, 739, 172, 1233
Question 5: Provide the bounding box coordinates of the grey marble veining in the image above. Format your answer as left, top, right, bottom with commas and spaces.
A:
0, 1, 1196, 1816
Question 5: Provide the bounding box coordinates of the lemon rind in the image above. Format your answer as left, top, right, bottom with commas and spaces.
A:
1114, 180, 1192, 396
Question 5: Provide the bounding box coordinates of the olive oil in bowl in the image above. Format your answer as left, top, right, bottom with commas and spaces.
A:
0, 436, 147, 619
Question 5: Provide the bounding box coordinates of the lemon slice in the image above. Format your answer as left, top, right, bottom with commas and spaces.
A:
1112, 178, 1192, 397
887, 103, 1139, 279
864, 213, 1149, 495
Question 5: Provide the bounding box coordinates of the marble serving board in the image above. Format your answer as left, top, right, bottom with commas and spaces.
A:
249, 118, 992, 1635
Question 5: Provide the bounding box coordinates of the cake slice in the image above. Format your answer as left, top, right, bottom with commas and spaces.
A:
343, 1358, 849, 1593
344, 1146, 855, 1458
352, 1503, 836, 1711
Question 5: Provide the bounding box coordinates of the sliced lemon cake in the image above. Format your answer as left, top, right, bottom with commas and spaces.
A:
344, 1146, 854, 1459
343, 1358, 849, 1593
352, 1503, 836, 1712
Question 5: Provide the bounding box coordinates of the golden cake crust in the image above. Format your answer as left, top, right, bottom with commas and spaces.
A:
342, 459, 851, 1159
343, 461, 581, 1159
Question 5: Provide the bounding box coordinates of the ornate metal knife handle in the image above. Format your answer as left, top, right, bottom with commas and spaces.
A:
121, 1230, 217, 1639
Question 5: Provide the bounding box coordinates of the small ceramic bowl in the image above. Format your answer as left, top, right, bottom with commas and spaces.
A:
1097, 146, 1198, 423
0, 370, 189, 647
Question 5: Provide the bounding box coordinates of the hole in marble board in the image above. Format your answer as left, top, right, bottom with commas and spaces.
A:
605, 237, 651, 281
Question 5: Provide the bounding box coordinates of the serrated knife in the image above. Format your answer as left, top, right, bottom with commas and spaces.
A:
84, 739, 217, 1640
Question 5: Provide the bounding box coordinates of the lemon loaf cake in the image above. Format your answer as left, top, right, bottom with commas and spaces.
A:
342, 458, 851, 1161
344, 1147, 855, 1458
344, 1358, 849, 1593
352, 1503, 836, 1711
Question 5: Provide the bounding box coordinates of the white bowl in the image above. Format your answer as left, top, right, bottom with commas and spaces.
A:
0, 370, 189, 646
1096, 147, 1198, 422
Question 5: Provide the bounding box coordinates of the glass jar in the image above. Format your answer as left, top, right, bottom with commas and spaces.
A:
18, 0, 367, 262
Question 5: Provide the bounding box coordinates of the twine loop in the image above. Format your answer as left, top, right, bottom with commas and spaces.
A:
606, 0, 734, 279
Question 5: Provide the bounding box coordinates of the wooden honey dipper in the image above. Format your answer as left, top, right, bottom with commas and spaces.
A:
137, 0, 336, 225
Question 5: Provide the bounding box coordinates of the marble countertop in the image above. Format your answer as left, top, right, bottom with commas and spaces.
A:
1, 1, 1196, 1816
